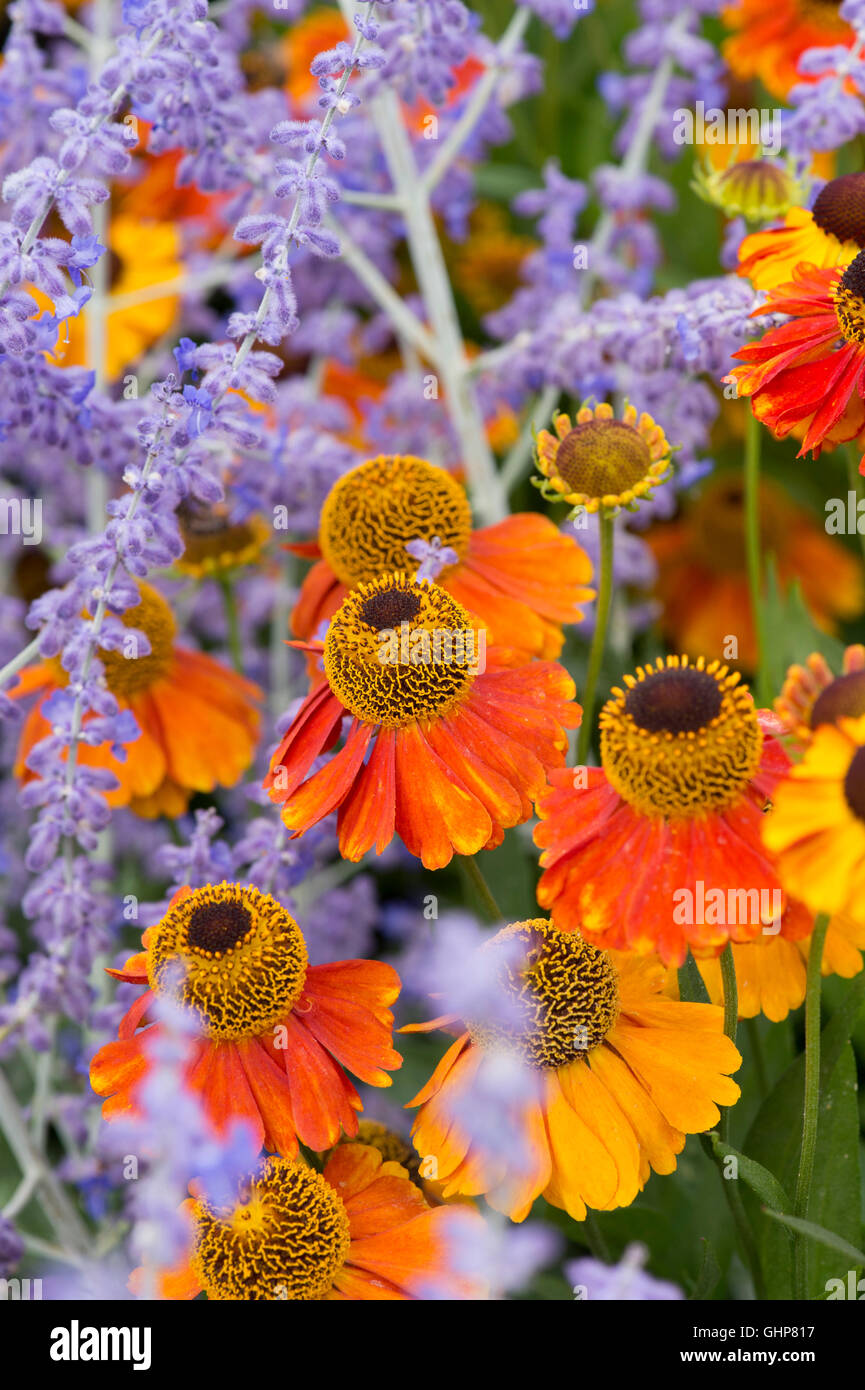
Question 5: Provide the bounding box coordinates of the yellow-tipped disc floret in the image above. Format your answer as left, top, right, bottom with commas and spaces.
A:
86, 582, 176, 700
146, 883, 308, 1041
534, 402, 672, 516
319, 455, 472, 588
323, 572, 480, 729
600, 656, 762, 820
693, 155, 805, 222
191, 1157, 351, 1301
833, 250, 865, 346
466, 918, 619, 1069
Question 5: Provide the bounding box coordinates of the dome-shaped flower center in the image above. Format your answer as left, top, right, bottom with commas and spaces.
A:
466, 919, 619, 1070
346, 1121, 417, 1173
844, 744, 865, 823
95, 583, 176, 700
191, 1158, 351, 1301
552, 419, 653, 499
688, 477, 786, 574
798, 0, 846, 29
320, 455, 472, 589
600, 658, 762, 819
177, 500, 267, 577
716, 160, 797, 219
147, 883, 308, 1041
323, 573, 479, 728
811, 671, 865, 728
834, 251, 865, 345
812, 172, 865, 247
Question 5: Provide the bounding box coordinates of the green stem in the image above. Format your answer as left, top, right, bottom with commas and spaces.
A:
583, 1210, 611, 1263
744, 410, 770, 706
460, 855, 503, 924
746, 1017, 769, 1101
576, 512, 615, 766
219, 575, 243, 674
719, 943, 738, 1146
793, 912, 830, 1301
845, 443, 865, 566
698, 1131, 765, 1299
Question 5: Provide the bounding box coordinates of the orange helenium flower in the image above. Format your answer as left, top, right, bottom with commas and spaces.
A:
533, 402, 672, 517
265, 573, 581, 870
90, 884, 402, 1155
775, 644, 865, 744
407, 919, 741, 1222
142, 1147, 481, 1301
11, 583, 260, 818
534, 656, 791, 966
647, 474, 864, 668
730, 256, 865, 462
290, 454, 594, 661
723, 0, 854, 100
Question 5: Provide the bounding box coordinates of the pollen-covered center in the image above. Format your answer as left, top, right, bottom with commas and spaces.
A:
551, 419, 653, 499
834, 251, 865, 345
177, 500, 266, 576
843, 745, 865, 823
319, 455, 472, 589
810, 671, 865, 728
324, 572, 479, 728
467, 919, 619, 1069
146, 883, 308, 1041
600, 657, 763, 819
812, 173, 865, 247
191, 1157, 351, 1301
96, 583, 176, 699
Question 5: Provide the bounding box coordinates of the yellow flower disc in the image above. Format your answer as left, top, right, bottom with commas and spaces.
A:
466, 918, 619, 1069
324, 572, 478, 728
92, 583, 176, 700
600, 656, 762, 819
176, 501, 269, 578
191, 1157, 351, 1301
146, 883, 308, 1041
534, 403, 671, 514
319, 455, 472, 588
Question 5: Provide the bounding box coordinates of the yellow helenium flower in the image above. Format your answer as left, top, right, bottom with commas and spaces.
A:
50, 214, 182, 379
534, 402, 672, 517
691, 913, 865, 1023
407, 918, 741, 1223
763, 714, 865, 920
775, 644, 865, 745
738, 174, 865, 292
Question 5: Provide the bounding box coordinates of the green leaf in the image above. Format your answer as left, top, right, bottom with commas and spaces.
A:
759, 559, 844, 702
742, 1039, 862, 1299
691, 1238, 722, 1301
678, 950, 711, 1005
760, 1209, 865, 1267
707, 1133, 790, 1214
